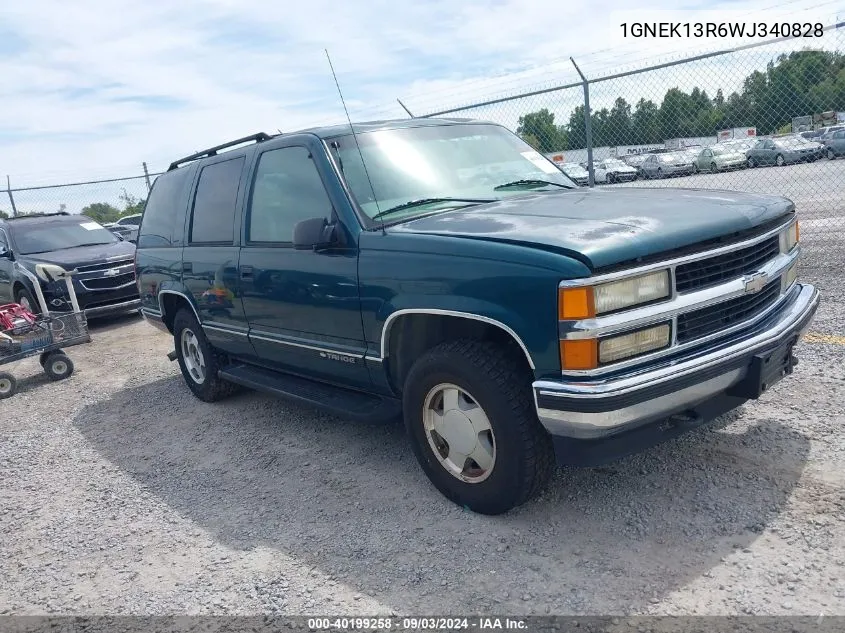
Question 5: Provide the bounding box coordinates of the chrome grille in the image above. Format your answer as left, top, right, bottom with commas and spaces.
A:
80, 272, 136, 290
676, 281, 781, 344
75, 258, 134, 273
675, 235, 780, 293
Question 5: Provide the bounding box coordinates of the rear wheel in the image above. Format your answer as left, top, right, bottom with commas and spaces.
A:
402, 339, 555, 515
0, 371, 17, 399
173, 308, 240, 402
710, 162, 718, 172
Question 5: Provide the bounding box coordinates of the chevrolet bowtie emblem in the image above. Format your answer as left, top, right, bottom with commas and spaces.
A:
743, 271, 768, 294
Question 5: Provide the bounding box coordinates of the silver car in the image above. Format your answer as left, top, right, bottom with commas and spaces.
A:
693, 144, 747, 172
640, 151, 696, 179
823, 129, 845, 159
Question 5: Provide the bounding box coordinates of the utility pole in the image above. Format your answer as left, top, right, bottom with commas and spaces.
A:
6, 175, 19, 217
142, 162, 152, 193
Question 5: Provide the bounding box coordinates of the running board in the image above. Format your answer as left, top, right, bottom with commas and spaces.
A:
218, 363, 401, 423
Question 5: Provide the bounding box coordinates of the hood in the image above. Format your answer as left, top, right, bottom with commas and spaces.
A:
387, 187, 793, 270
18, 240, 135, 270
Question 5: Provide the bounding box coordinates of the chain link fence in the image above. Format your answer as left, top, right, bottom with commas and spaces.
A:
410, 22, 845, 291
0, 171, 159, 224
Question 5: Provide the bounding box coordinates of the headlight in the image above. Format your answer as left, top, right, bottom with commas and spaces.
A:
783, 261, 798, 290
558, 270, 671, 319
559, 323, 671, 370
780, 221, 799, 253
35, 263, 67, 282
598, 323, 671, 364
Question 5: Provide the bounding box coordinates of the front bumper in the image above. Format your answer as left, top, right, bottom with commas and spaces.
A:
84, 298, 142, 318
533, 283, 819, 449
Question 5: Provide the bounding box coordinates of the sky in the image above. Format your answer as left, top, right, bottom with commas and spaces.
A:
0, 0, 842, 206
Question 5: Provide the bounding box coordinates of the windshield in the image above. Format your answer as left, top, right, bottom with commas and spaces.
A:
660, 153, 684, 162
603, 159, 627, 167
11, 218, 118, 255
329, 123, 576, 221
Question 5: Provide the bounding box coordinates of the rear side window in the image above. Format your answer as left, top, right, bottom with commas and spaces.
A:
190, 157, 244, 244
137, 168, 193, 248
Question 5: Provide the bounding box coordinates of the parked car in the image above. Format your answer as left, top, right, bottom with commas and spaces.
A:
0, 212, 141, 317
640, 151, 696, 178
746, 137, 820, 167
693, 144, 747, 172
558, 162, 589, 186
808, 125, 843, 141
591, 158, 638, 184
822, 129, 845, 159
103, 222, 133, 241
135, 119, 819, 515
113, 213, 143, 243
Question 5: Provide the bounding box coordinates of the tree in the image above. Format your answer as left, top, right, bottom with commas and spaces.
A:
118, 189, 146, 217
520, 133, 542, 150
516, 108, 566, 152
514, 48, 845, 150
0, 209, 8, 220
81, 202, 122, 224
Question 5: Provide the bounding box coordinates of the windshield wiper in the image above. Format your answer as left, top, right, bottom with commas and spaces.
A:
494, 179, 574, 191
371, 197, 495, 221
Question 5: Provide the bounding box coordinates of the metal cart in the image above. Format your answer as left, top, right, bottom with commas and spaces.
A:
0, 264, 91, 399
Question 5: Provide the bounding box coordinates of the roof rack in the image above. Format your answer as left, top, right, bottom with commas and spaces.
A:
168, 132, 273, 171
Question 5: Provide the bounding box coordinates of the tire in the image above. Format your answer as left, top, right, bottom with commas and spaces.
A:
747, 157, 756, 168
606, 173, 615, 184
656, 168, 663, 179
14, 286, 40, 315
39, 351, 51, 368
43, 353, 74, 381
828, 148, 836, 160
172, 308, 240, 402
402, 339, 555, 515
710, 162, 718, 172
776, 154, 785, 166
692, 163, 699, 174
0, 371, 17, 399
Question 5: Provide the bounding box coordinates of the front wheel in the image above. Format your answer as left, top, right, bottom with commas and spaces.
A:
776, 154, 785, 166
43, 352, 74, 381
402, 339, 555, 515
172, 309, 240, 402
0, 371, 17, 399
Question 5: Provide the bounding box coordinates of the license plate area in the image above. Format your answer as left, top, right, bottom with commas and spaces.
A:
728, 336, 798, 400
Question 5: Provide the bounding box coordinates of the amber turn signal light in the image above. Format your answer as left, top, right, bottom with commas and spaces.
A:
558, 287, 596, 320
560, 339, 598, 371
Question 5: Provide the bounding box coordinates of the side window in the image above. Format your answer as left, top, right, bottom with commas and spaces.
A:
190, 157, 245, 244
137, 167, 193, 248
246, 146, 332, 244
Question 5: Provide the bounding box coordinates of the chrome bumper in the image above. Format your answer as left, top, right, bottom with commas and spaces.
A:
533, 283, 820, 439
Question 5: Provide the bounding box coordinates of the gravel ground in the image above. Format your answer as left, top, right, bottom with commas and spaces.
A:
0, 286, 843, 617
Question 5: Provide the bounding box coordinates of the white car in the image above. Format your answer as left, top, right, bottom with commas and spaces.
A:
591, 158, 638, 184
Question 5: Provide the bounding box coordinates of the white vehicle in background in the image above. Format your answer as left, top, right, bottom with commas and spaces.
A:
590, 158, 638, 184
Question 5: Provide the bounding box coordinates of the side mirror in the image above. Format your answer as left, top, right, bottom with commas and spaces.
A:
0, 245, 9, 259
292, 217, 337, 250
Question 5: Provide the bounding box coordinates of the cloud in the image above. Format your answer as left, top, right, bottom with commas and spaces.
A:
0, 0, 840, 198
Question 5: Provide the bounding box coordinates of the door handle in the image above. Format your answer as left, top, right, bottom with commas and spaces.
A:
240, 265, 253, 279
182, 262, 192, 273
